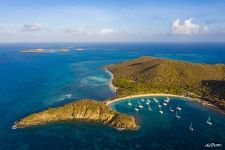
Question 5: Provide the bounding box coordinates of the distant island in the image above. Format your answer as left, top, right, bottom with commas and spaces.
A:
20, 48, 70, 53
106, 56, 225, 111
13, 99, 139, 130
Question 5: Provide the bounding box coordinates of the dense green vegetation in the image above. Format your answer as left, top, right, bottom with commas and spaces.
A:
14, 99, 138, 130
106, 56, 225, 110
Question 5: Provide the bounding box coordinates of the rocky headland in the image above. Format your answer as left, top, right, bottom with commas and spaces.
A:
14, 99, 139, 130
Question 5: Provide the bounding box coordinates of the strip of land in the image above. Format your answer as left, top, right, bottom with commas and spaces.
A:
13, 99, 139, 130
106, 93, 193, 105
105, 56, 225, 111
105, 69, 117, 92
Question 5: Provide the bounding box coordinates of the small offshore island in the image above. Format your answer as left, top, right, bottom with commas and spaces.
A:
14, 56, 225, 130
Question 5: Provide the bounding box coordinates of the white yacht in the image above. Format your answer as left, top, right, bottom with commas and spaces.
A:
169, 105, 174, 112
138, 101, 143, 108
134, 107, 139, 112
141, 98, 145, 102
158, 104, 162, 108
189, 122, 194, 131
175, 110, 181, 119
164, 97, 170, 103
148, 105, 152, 111
176, 104, 182, 111
162, 102, 167, 106
145, 101, 150, 105
128, 100, 132, 106
146, 99, 151, 103
206, 116, 212, 125
159, 108, 163, 114
138, 105, 144, 109
153, 97, 159, 103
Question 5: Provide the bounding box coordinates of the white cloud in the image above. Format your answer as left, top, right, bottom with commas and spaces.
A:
98, 28, 115, 35
203, 26, 208, 32
171, 18, 203, 35
22, 23, 45, 31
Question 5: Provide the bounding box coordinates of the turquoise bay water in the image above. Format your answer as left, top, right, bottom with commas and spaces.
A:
0, 43, 225, 150
110, 97, 225, 149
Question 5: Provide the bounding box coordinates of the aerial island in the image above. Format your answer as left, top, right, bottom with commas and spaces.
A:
14, 56, 225, 130
106, 56, 225, 111
14, 99, 138, 130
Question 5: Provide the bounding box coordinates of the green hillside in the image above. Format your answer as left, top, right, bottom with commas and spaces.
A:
106, 56, 225, 110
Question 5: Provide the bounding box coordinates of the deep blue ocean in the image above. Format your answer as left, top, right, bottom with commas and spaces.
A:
0, 43, 225, 150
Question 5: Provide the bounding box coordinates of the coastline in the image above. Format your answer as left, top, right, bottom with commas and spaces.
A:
106, 92, 225, 114
105, 69, 194, 105
106, 93, 194, 105
105, 68, 117, 93
105, 69, 224, 114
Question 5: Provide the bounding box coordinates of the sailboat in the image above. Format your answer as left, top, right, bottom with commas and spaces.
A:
206, 116, 212, 125
169, 105, 174, 112
159, 108, 163, 114
175, 110, 181, 119
146, 99, 150, 105
162, 102, 167, 106
134, 106, 139, 112
176, 104, 182, 111
147, 105, 152, 111
189, 122, 194, 131
153, 97, 159, 103
128, 100, 132, 106
138, 104, 144, 109
146, 101, 150, 105
138, 100, 143, 108
164, 97, 170, 103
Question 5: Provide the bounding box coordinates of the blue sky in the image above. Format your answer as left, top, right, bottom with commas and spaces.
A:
0, 0, 225, 42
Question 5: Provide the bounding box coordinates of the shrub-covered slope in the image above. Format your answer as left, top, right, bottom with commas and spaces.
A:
106, 56, 225, 110
14, 99, 139, 130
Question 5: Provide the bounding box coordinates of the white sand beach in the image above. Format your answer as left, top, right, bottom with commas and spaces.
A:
105, 69, 117, 93
106, 93, 195, 105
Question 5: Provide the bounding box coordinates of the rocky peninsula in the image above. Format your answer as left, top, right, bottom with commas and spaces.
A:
14, 99, 139, 130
